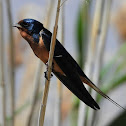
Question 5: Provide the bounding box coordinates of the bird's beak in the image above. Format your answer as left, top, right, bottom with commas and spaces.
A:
13, 23, 22, 28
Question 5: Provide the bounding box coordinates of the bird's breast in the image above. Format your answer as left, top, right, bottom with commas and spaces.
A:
19, 28, 64, 75
27, 36, 65, 75
29, 40, 49, 64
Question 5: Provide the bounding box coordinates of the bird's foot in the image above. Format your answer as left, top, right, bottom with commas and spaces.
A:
44, 62, 54, 80
44, 71, 53, 80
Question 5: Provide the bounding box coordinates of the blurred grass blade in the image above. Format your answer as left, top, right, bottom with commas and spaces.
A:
87, 1, 112, 126
97, 72, 126, 102
76, 1, 90, 68
97, 43, 126, 102
0, 0, 6, 126
100, 43, 126, 80
27, 61, 43, 126
115, 60, 126, 74
98, 43, 126, 103
6, 90, 43, 122
78, 0, 104, 126
5, 0, 15, 125
27, 1, 55, 126
54, 80, 63, 126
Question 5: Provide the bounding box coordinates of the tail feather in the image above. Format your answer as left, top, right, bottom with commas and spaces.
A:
90, 83, 126, 110
54, 71, 100, 110
81, 76, 126, 110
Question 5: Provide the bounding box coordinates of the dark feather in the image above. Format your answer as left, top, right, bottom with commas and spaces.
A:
41, 28, 100, 110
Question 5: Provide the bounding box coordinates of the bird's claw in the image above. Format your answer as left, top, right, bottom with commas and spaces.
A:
44, 71, 53, 80
44, 62, 54, 80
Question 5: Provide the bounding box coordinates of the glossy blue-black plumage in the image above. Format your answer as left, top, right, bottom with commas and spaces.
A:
40, 28, 100, 110
20, 19, 43, 34
20, 19, 43, 43
15, 18, 126, 111
18, 19, 100, 110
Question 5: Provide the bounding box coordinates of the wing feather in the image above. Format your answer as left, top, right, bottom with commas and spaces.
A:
41, 28, 100, 110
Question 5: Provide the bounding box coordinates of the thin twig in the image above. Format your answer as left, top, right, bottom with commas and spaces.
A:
0, 0, 6, 126
60, 0, 68, 8
5, 0, 15, 126
54, 4, 65, 126
77, 1, 103, 126
87, 1, 112, 126
27, 1, 55, 126
38, 0, 61, 126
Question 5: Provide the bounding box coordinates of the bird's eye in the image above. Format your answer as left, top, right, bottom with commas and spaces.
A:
22, 22, 29, 27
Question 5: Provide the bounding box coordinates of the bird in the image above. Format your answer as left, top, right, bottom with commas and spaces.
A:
14, 18, 125, 110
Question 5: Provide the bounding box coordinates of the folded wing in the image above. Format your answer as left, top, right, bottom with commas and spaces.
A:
41, 28, 100, 110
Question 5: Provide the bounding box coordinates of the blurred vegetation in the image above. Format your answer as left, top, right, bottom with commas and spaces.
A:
73, 1, 126, 126
98, 43, 126, 102
72, 0, 91, 111
76, 0, 91, 68
0, 0, 126, 126
71, 1, 90, 126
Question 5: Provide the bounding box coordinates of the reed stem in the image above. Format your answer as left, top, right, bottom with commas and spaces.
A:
54, 4, 65, 126
78, 1, 103, 126
27, 1, 55, 126
38, 0, 61, 126
88, 1, 112, 126
0, 0, 6, 126
5, 0, 15, 125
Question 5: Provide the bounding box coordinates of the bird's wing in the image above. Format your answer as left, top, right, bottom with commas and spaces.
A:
41, 29, 126, 110
40, 28, 100, 110
53, 71, 100, 110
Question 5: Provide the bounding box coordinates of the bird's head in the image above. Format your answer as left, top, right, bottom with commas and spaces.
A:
14, 19, 43, 43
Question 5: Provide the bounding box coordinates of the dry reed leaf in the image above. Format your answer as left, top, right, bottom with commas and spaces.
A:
114, 4, 126, 40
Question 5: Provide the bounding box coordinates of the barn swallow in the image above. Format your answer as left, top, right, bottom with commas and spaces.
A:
14, 19, 125, 110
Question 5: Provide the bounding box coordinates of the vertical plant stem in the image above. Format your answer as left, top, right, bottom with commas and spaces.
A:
54, 4, 65, 126
0, 0, 6, 126
88, 1, 112, 126
44, 0, 55, 28
5, 0, 15, 125
78, 1, 103, 126
27, 61, 43, 126
54, 80, 63, 126
27, 1, 55, 126
87, 0, 103, 67
38, 0, 61, 126
84, 1, 104, 126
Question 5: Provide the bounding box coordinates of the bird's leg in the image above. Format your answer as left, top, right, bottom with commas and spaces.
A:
44, 62, 53, 80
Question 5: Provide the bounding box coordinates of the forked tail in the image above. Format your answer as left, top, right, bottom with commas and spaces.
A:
90, 83, 125, 110
82, 76, 126, 110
